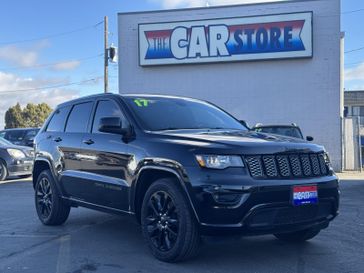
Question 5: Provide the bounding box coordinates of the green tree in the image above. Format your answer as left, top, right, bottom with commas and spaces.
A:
5, 103, 24, 129
4, 103, 53, 129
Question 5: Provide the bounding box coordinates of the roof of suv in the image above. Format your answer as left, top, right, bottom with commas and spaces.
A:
56, 93, 203, 108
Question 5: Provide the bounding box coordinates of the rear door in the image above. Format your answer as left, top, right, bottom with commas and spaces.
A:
79, 99, 132, 210
56, 101, 94, 200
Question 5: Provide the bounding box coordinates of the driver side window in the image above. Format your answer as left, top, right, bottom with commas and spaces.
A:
92, 100, 128, 133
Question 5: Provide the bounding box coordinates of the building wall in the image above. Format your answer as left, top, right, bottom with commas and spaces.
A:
118, 0, 342, 170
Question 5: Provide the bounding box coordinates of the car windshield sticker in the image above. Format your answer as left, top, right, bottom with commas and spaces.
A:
134, 99, 149, 107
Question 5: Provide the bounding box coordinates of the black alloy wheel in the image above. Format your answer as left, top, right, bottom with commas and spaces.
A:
141, 178, 200, 262
34, 170, 70, 225
146, 191, 179, 252
36, 177, 53, 219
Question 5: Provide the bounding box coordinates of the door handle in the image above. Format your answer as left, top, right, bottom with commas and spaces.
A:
53, 137, 62, 142
83, 139, 94, 145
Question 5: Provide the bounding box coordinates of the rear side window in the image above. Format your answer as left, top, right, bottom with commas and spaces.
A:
92, 100, 128, 133
47, 106, 71, 132
65, 102, 93, 133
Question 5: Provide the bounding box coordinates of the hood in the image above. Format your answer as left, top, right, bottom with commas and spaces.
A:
0, 143, 34, 157
153, 129, 324, 154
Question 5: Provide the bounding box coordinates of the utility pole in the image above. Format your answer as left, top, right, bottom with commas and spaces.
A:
104, 16, 109, 93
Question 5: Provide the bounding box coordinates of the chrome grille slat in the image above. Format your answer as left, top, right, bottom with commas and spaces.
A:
245, 153, 328, 179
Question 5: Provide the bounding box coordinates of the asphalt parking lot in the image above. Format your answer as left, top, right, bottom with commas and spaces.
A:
0, 178, 363, 273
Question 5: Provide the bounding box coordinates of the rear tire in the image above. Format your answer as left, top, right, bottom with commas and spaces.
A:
141, 178, 200, 262
35, 170, 70, 225
274, 227, 321, 242
0, 160, 8, 181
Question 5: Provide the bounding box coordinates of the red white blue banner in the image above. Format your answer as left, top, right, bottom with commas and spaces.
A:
138, 12, 312, 66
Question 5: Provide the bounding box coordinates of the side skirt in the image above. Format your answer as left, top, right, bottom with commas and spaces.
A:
62, 196, 135, 216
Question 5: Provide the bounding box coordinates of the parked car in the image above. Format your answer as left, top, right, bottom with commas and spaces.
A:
251, 123, 314, 141
33, 94, 339, 262
0, 128, 40, 147
0, 137, 34, 181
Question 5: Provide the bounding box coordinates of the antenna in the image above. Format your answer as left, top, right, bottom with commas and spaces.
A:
206, 1, 210, 7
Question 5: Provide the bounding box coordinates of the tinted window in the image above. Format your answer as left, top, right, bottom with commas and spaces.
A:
24, 129, 39, 139
47, 106, 71, 132
125, 97, 247, 131
5, 130, 25, 141
0, 131, 5, 138
65, 102, 93, 133
0, 137, 13, 146
92, 100, 127, 133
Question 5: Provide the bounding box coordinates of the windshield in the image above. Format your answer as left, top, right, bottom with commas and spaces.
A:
0, 137, 13, 146
255, 127, 303, 139
124, 96, 247, 131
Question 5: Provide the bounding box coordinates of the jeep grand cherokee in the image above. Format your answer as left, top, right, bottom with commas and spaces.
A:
33, 93, 339, 262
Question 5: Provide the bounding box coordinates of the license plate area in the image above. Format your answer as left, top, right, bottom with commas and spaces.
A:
292, 185, 318, 206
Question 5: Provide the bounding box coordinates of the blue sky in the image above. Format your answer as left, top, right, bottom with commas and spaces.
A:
0, 0, 362, 128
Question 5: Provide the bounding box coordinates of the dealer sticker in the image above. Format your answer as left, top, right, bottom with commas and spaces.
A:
293, 185, 318, 206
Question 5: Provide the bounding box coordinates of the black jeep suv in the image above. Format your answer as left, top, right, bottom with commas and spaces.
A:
33, 94, 339, 262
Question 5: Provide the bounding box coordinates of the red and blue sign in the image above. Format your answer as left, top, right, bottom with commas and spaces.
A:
139, 12, 312, 66
293, 185, 318, 206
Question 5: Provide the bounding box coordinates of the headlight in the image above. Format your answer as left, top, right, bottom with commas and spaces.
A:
7, 149, 26, 159
324, 152, 333, 171
324, 152, 331, 163
195, 155, 244, 169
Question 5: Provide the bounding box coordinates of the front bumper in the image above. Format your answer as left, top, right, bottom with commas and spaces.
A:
185, 168, 339, 236
7, 158, 33, 176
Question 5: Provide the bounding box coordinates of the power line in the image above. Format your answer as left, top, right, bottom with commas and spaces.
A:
345, 61, 364, 67
0, 77, 102, 94
0, 53, 103, 71
345, 46, 364, 54
342, 8, 364, 15
0, 21, 103, 46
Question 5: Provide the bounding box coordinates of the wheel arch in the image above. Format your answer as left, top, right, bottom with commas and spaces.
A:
32, 159, 55, 189
132, 166, 200, 224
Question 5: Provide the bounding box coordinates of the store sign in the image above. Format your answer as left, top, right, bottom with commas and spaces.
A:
139, 12, 312, 66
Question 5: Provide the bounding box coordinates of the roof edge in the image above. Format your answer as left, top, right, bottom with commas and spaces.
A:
118, 0, 318, 16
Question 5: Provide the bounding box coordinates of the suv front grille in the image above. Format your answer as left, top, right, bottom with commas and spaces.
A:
245, 153, 328, 179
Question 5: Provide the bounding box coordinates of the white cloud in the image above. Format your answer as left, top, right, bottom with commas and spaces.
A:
52, 60, 81, 71
345, 63, 364, 81
0, 45, 38, 67
0, 41, 49, 68
151, 0, 283, 9
0, 71, 80, 129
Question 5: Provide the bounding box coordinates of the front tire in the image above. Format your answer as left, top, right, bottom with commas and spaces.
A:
141, 178, 200, 262
0, 160, 8, 181
35, 170, 70, 225
274, 227, 321, 242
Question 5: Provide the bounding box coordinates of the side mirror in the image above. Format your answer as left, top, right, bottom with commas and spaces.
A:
306, 136, 314, 142
239, 120, 250, 129
99, 117, 125, 135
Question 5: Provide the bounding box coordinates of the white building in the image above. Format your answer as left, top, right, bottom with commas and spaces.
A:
118, 0, 343, 170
